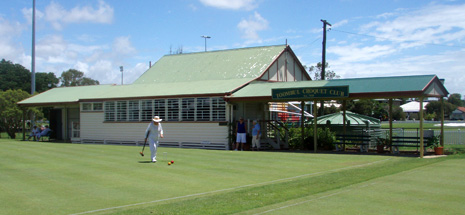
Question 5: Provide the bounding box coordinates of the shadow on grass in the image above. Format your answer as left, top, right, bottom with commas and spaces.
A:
138, 161, 154, 164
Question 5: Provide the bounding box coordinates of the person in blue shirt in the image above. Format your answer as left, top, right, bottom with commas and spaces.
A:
235, 117, 246, 151
251, 120, 261, 151
28, 125, 40, 141
36, 125, 51, 141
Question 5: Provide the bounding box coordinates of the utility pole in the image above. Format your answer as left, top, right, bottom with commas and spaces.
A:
321, 19, 331, 80
320, 19, 331, 116
31, 0, 36, 95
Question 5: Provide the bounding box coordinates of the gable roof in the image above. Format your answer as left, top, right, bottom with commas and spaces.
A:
133, 45, 287, 84
18, 45, 291, 106
457, 107, 465, 113
227, 75, 449, 101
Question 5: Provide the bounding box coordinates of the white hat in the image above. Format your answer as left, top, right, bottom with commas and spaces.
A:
152, 116, 163, 122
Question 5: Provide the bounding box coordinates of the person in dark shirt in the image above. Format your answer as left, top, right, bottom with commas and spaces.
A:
235, 117, 247, 151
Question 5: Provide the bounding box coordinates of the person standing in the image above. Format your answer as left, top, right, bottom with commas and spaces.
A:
251, 120, 261, 151
235, 117, 247, 151
145, 116, 164, 162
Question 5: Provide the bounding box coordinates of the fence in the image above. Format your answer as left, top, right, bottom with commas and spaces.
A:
384, 128, 465, 145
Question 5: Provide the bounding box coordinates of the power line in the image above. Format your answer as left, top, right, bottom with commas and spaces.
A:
331, 28, 465, 49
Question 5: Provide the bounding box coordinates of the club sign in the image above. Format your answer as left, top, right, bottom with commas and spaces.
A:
272, 86, 349, 100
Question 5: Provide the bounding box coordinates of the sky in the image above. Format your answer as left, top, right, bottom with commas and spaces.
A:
1, 0, 464, 97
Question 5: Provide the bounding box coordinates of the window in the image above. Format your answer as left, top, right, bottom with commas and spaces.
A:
82, 103, 92, 111
167, 99, 179, 121
93, 103, 103, 111
212, 98, 226, 121
82, 102, 103, 111
182, 98, 195, 121
116, 101, 128, 121
153, 99, 166, 119
128, 100, 140, 121
141, 100, 153, 121
103, 97, 227, 122
104, 102, 116, 121
196, 98, 210, 121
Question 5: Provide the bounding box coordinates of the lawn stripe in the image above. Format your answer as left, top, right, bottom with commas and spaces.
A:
253, 182, 378, 215
69, 158, 392, 215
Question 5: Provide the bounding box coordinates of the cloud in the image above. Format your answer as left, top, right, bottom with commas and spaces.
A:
331, 49, 465, 96
237, 12, 269, 43
112, 36, 136, 55
199, 0, 258, 10
329, 44, 396, 62
44, 0, 113, 30
361, 3, 465, 46
0, 17, 25, 61
21, 7, 45, 24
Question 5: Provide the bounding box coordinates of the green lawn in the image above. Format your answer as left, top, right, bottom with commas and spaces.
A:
1, 139, 464, 215
381, 122, 465, 130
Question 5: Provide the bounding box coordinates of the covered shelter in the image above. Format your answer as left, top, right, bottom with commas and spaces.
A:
316, 111, 381, 132
227, 75, 449, 157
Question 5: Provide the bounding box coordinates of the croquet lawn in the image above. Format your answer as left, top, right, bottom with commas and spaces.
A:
1, 139, 464, 215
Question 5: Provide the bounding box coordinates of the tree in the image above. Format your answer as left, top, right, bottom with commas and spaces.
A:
0, 59, 31, 92
448, 93, 463, 107
308, 62, 340, 81
425, 100, 456, 120
36, 72, 59, 92
346, 99, 375, 116
59, 69, 99, 86
0, 89, 43, 139
0, 59, 59, 93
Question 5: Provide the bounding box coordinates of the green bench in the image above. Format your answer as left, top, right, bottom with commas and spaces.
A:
335, 134, 372, 152
391, 136, 432, 154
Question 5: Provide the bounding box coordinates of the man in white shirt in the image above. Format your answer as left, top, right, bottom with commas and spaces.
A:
145, 116, 164, 162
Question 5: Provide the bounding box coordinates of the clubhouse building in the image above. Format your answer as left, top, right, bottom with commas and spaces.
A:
18, 45, 449, 157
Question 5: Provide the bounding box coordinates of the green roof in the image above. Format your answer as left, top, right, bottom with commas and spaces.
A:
133, 45, 286, 84
317, 111, 380, 126
228, 75, 448, 100
19, 45, 288, 106
18, 79, 248, 106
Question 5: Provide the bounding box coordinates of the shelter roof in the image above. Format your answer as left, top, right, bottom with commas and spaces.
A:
227, 75, 448, 101
316, 111, 380, 126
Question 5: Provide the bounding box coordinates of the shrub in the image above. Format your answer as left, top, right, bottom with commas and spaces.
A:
287, 126, 336, 150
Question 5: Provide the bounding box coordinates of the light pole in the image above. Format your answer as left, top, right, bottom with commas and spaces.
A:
201, 35, 211, 52
120, 66, 123, 85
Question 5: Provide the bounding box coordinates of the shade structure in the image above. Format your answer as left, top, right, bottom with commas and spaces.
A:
316, 111, 381, 127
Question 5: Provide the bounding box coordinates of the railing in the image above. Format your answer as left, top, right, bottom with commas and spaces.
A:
262, 120, 289, 149
386, 128, 465, 145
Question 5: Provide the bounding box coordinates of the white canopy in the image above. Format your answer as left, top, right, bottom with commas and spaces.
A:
400, 101, 429, 113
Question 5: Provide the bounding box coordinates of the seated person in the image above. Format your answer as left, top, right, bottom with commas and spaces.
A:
36, 125, 52, 141
28, 126, 40, 141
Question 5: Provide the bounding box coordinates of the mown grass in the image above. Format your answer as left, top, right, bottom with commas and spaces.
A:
1, 138, 463, 215
381, 122, 465, 130
101, 156, 449, 215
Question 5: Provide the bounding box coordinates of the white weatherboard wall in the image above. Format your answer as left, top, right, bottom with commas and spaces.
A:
260, 51, 306, 82
80, 112, 229, 145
